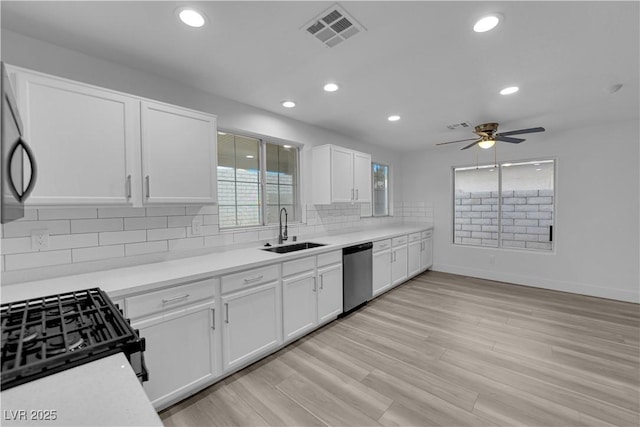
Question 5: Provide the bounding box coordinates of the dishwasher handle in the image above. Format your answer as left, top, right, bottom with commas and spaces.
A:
343, 242, 373, 255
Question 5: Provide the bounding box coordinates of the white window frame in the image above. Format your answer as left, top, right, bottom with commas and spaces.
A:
372, 162, 390, 217
452, 158, 557, 252
217, 130, 301, 230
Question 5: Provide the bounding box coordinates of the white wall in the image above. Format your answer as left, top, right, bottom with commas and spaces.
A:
400, 120, 639, 302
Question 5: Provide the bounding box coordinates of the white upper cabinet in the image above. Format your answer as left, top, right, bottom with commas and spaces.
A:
14, 69, 140, 205
312, 144, 371, 204
10, 66, 217, 206
141, 101, 217, 205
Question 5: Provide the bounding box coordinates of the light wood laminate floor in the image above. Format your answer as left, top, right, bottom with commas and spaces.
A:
160, 271, 640, 427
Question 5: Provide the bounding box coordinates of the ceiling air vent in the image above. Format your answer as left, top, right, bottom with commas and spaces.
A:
302, 3, 366, 48
446, 122, 472, 131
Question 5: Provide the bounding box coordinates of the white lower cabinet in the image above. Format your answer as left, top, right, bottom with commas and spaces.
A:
408, 240, 422, 278
421, 230, 434, 271
283, 271, 318, 341
221, 281, 282, 372
391, 240, 408, 286
128, 278, 219, 411
282, 252, 343, 343
372, 240, 393, 297
317, 262, 343, 323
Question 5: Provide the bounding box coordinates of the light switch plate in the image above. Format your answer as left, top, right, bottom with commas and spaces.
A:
191, 219, 202, 235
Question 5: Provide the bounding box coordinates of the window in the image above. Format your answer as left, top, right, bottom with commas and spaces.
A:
453, 159, 555, 251
372, 163, 389, 216
217, 132, 299, 228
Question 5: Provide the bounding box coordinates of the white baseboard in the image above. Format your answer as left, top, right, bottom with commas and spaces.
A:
432, 263, 640, 303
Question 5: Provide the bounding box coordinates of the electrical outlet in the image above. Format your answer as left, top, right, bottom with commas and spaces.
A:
191, 218, 202, 235
31, 230, 50, 250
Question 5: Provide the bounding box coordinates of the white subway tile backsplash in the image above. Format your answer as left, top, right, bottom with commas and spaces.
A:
98, 207, 146, 218
125, 241, 168, 256
3, 220, 71, 238
38, 208, 97, 220
186, 205, 218, 215
203, 215, 219, 225
71, 218, 123, 234
5, 250, 72, 270
204, 233, 234, 247
147, 227, 186, 241
72, 245, 124, 263
146, 207, 186, 217
168, 237, 204, 251
168, 215, 201, 228
1, 237, 33, 254
0, 201, 420, 273
125, 216, 167, 230
48, 233, 98, 250
99, 230, 147, 245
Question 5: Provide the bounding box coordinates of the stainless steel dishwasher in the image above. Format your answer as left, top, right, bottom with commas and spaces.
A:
342, 242, 373, 313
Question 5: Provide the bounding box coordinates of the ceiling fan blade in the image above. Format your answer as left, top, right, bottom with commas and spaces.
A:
497, 127, 545, 137
461, 139, 482, 150
495, 135, 525, 144
436, 138, 479, 146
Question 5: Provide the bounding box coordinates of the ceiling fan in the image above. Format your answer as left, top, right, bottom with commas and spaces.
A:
437, 123, 545, 150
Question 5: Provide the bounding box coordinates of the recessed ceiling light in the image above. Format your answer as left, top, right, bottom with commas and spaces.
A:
536, 168, 542, 171
283, 145, 292, 149
281, 100, 296, 108
388, 115, 401, 122
245, 155, 255, 159
323, 83, 339, 92
217, 132, 227, 136
473, 14, 501, 33
178, 8, 206, 28
500, 86, 519, 95
534, 163, 540, 166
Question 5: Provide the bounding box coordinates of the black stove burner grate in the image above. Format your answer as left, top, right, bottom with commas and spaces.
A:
1, 288, 146, 390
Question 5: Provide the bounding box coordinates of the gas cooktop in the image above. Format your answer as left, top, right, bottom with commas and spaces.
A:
1, 288, 146, 390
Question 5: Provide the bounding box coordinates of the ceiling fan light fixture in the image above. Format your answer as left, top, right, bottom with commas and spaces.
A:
500, 86, 519, 95
478, 139, 496, 149
473, 14, 501, 33
177, 8, 206, 28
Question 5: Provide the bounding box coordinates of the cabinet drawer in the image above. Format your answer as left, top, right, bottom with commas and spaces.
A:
282, 256, 316, 277
317, 250, 341, 267
127, 279, 216, 319
392, 235, 408, 247
373, 239, 391, 253
408, 232, 421, 243
222, 264, 279, 294
422, 230, 433, 239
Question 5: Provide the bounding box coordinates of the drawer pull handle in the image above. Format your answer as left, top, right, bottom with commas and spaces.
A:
244, 275, 264, 284
126, 175, 132, 199
145, 176, 150, 198
312, 277, 317, 292
211, 308, 215, 330
162, 294, 190, 304
225, 302, 229, 323
320, 275, 324, 290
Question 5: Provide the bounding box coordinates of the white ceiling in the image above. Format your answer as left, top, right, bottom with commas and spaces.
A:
2, 1, 638, 151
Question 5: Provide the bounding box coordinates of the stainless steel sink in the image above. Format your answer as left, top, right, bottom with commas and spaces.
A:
261, 242, 326, 254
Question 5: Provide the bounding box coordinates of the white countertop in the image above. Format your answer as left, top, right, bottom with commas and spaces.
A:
1, 224, 432, 303
0, 353, 163, 427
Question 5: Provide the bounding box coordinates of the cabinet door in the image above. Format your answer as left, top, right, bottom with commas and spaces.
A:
372, 249, 392, 297
221, 281, 281, 372
391, 245, 408, 286
317, 263, 343, 324
141, 101, 217, 204
421, 237, 433, 270
15, 71, 139, 205
282, 271, 317, 342
134, 301, 216, 409
407, 240, 422, 277
330, 146, 354, 202
353, 151, 372, 203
